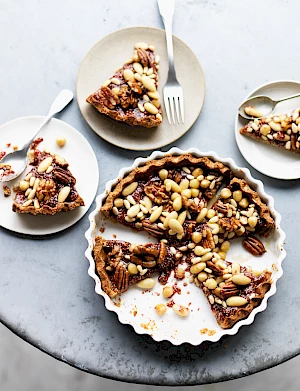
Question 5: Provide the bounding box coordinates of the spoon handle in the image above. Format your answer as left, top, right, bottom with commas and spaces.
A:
22, 89, 73, 151
275, 92, 300, 104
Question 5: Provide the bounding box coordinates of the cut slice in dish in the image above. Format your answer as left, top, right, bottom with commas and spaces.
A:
194, 259, 272, 329
86, 43, 162, 128
93, 236, 180, 298
13, 143, 84, 215
239, 108, 300, 153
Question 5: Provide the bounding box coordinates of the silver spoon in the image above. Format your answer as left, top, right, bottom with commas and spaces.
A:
0, 89, 73, 182
238, 92, 300, 120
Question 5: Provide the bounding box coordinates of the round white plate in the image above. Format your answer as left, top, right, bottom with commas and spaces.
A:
0, 116, 99, 235
236, 80, 300, 180
77, 27, 206, 151
85, 148, 286, 346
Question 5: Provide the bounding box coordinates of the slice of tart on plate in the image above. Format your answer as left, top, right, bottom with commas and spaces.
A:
194, 259, 272, 329
93, 236, 181, 298
239, 108, 300, 153
86, 43, 162, 128
12, 143, 84, 215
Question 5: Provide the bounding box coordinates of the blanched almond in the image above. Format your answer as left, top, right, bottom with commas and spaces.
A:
58, 186, 71, 202
38, 157, 53, 173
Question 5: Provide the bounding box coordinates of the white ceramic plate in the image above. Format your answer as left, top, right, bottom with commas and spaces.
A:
77, 27, 206, 151
236, 80, 300, 179
85, 148, 286, 346
0, 116, 99, 235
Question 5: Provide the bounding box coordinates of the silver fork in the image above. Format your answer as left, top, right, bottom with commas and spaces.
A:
158, 0, 184, 124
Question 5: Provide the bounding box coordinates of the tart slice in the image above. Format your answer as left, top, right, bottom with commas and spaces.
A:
240, 108, 300, 153
12, 147, 84, 215
93, 236, 181, 298
86, 43, 162, 128
192, 258, 272, 329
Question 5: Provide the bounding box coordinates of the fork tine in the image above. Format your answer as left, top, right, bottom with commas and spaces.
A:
163, 94, 171, 124
179, 92, 184, 123
174, 96, 180, 124
170, 97, 176, 124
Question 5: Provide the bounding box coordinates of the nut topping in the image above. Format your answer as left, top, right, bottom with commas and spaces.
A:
243, 236, 266, 256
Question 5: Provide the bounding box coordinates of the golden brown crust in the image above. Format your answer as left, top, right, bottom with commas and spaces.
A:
213, 271, 272, 329
101, 154, 231, 217
12, 195, 84, 215
229, 177, 275, 236
87, 93, 161, 128
93, 236, 119, 298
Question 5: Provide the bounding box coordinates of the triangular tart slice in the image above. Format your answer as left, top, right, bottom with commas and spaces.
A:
86, 43, 162, 128
239, 108, 300, 153
13, 145, 84, 215
93, 236, 181, 298
192, 258, 272, 329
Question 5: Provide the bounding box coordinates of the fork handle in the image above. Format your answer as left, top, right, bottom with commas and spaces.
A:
157, 0, 176, 78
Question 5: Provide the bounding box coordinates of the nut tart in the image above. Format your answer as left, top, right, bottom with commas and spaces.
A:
13, 145, 84, 215
93, 236, 181, 298
194, 259, 272, 329
240, 108, 300, 153
101, 154, 274, 248
86, 43, 162, 128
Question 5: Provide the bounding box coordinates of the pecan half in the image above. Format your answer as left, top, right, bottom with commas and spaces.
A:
206, 261, 223, 276
53, 167, 76, 185
213, 282, 239, 299
98, 86, 120, 109
137, 48, 149, 67
142, 221, 165, 237
243, 236, 266, 256
133, 244, 160, 257
113, 263, 129, 292
214, 200, 228, 214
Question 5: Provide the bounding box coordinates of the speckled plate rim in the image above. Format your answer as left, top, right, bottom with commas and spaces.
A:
235, 79, 300, 180
85, 147, 286, 346
76, 26, 206, 151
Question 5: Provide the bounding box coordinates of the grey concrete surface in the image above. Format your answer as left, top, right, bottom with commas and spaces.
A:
1, 0, 300, 387
1, 324, 300, 390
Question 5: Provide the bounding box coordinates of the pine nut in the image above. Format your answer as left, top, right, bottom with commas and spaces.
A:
133, 62, 143, 75
27, 189, 36, 200
269, 121, 282, 131
141, 75, 156, 92
226, 296, 248, 307
190, 179, 200, 188
29, 176, 36, 187
177, 210, 187, 225
190, 262, 206, 274
169, 219, 183, 234
112, 207, 118, 215
220, 241, 230, 252
220, 188, 232, 199
172, 303, 190, 318
197, 272, 208, 282
232, 274, 251, 285
37, 157, 53, 173
244, 106, 262, 117
200, 179, 210, 188
173, 196, 182, 211
148, 91, 160, 100
25, 173, 33, 181
209, 216, 219, 223
205, 278, 217, 290
181, 189, 192, 198
194, 246, 211, 256
23, 200, 33, 207
179, 178, 189, 190
191, 231, 202, 244
196, 208, 208, 223
239, 198, 249, 208
192, 168, 203, 177
163, 211, 178, 228
231, 262, 240, 275
155, 304, 167, 316
201, 252, 213, 262
34, 199, 40, 209
20, 181, 29, 191
58, 186, 71, 202
124, 200, 130, 209
150, 205, 163, 222
122, 182, 138, 196
156, 113, 162, 121
136, 278, 156, 289
123, 69, 135, 82
127, 204, 140, 218
128, 263, 138, 274
158, 169, 168, 180
25, 188, 32, 197
138, 103, 145, 112
114, 198, 124, 208
46, 166, 53, 174
233, 190, 242, 202
248, 216, 258, 228
163, 286, 173, 298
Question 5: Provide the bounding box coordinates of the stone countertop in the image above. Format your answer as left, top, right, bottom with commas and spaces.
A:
0, 0, 299, 386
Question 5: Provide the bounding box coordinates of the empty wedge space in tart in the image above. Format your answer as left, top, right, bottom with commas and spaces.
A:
86, 43, 162, 128
13, 142, 84, 215
93, 153, 276, 329
240, 108, 300, 153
